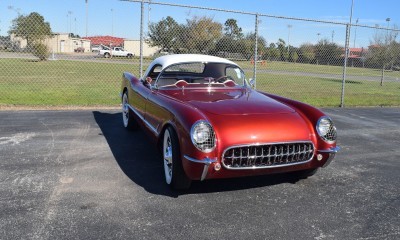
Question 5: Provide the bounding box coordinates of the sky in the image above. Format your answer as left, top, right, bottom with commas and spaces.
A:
0, 0, 399, 48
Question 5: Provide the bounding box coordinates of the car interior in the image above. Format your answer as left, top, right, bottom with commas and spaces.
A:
146, 62, 243, 88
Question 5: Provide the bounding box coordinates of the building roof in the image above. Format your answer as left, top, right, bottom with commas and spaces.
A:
82, 36, 124, 46
349, 48, 364, 53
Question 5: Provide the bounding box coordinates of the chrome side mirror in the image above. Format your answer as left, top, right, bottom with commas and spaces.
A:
249, 78, 255, 89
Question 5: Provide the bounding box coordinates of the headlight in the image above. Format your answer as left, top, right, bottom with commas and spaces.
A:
316, 117, 337, 143
190, 120, 216, 153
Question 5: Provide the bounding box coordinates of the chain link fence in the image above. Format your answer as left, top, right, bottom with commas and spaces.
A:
0, 0, 399, 108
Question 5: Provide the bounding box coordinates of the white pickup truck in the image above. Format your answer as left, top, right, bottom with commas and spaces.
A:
99, 47, 134, 58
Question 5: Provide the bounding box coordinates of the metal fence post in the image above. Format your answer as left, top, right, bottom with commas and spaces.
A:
340, 24, 350, 108
253, 14, 259, 89
341, 0, 354, 108
139, 0, 144, 78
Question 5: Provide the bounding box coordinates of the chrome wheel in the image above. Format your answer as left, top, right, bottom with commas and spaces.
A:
163, 129, 173, 184
122, 93, 129, 128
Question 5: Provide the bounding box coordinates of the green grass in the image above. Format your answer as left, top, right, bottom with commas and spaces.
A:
238, 60, 400, 78
253, 73, 400, 107
0, 59, 140, 106
0, 58, 399, 107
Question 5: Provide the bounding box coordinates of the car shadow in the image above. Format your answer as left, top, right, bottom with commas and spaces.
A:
93, 111, 302, 198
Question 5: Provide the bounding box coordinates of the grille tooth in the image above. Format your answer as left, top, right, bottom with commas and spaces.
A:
222, 142, 314, 169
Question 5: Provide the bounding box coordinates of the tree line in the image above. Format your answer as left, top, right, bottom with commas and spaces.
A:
148, 16, 400, 70
3, 12, 400, 74
147, 16, 347, 64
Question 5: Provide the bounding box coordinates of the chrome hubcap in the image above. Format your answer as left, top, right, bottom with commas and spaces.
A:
122, 94, 129, 127
163, 130, 173, 184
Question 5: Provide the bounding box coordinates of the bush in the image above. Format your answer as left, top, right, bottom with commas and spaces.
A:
32, 42, 49, 61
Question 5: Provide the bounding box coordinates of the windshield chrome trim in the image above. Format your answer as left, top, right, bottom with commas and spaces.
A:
154, 61, 246, 90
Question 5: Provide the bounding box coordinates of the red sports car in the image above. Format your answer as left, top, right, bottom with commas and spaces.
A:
120, 54, 339, 189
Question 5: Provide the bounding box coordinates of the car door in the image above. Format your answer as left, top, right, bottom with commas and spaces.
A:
143, 65, 171, 134
113, 48, 122, 57
129, 78, 150, 123
145, 89, 172, 135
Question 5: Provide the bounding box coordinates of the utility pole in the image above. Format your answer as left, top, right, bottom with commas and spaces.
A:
353, 18, 358, 48
68, 11, 73, 34
340, 0, 354, 108
386, 17, 391, 38
111, 9, 114, 36
287, 24, 292, 54
140, 0, 144, 77
85, 0, 88, 37
331, 30, 335, 43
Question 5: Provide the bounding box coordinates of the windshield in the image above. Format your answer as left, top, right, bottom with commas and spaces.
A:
155, 62, 248, 89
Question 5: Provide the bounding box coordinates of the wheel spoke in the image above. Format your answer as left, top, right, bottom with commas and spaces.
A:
163, 131, 174, 184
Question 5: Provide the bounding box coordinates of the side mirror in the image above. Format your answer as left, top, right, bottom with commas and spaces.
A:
249, 78, 255, 88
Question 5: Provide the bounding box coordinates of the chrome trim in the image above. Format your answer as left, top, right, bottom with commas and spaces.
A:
318, 146, 341, 153
184, 155, 217, 165
184, 155, 217, 181
320, 146, 340, 168
127, 104, 159, 136
222, 141, 315, 170
190, 120, 217, 153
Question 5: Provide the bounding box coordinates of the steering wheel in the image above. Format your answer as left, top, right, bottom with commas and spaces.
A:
214, 76, 229, 83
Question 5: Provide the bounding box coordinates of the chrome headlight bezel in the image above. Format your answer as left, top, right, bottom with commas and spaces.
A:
190, 120, 216, 153
316, 116, 337, 144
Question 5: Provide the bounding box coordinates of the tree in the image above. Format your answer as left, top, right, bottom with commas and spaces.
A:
237, 33, 267, 60
9, 12, 51, 49
277, 38, 289, 61
9, 12, 52, 60
367, 28, 399, 86
290, 50, 299, 63
298, 43, 315, 63
214, 19, 244, 56
147, 16, 181, 53
215, 36, 236, 54
69, 33, 81, 38
224, 19, 243, 40
315, 39, 342, 65
183, 16, 222, 53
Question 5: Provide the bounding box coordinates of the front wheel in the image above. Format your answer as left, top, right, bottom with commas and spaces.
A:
163, 126, 191, 190
122, 92, 138, 130
104, 52, 111, 58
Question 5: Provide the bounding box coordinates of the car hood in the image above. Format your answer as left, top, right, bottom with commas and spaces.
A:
162, 88, 295, 116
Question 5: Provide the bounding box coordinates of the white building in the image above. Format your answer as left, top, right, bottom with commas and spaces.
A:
123, 39, 160, 57
11, 33, 91, 53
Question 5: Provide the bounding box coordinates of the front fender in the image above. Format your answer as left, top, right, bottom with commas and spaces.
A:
260, 92, 337, 151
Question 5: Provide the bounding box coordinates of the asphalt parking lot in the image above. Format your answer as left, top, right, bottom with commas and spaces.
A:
0, 108, 399, 240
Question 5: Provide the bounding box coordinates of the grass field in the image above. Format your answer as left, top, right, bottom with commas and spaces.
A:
0, 58, 399, 107
238, 60, 400, 78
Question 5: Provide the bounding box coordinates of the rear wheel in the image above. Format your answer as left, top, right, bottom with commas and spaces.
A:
163, 126, 191, 190
127, 54, 133, 58
122, 91, 138, 130
104, 52, 111, 58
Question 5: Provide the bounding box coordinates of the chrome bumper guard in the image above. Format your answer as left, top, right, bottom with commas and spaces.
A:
318, 146, 340, 168
184, 155, 217, 181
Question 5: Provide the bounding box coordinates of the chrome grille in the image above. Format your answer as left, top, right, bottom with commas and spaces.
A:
222, 142, 314, 169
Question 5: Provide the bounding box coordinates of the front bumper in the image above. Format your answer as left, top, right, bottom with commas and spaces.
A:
318, 146, 341, 168
183, 146, 340, 180
184, 155, 217, 181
